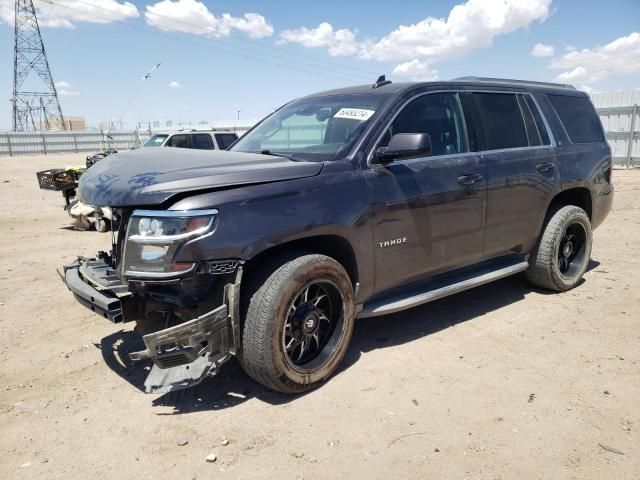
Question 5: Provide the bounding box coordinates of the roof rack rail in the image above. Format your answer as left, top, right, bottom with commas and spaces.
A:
452, 76, 576, 90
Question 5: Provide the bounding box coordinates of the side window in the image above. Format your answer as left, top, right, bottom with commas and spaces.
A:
191, 133, 215, 150
165, 134, 188, 148
524, 95, 550, 145
471, 93, 528, 150
215, 133, 238, 150
379, 92, 469, 156
547, 94, 604, 143
517, 95, 542, 146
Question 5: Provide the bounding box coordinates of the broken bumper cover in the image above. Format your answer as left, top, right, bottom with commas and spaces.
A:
129, 305, 229, 366
129, 305, 233, 393
61, 256, 243, 394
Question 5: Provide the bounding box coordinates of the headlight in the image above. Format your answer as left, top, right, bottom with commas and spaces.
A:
122, 209, 218, 278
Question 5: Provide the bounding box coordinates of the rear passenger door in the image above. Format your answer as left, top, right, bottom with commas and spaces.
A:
463, 91, 560, 259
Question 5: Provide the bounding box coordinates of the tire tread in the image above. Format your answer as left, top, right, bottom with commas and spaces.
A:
526, 205, 592, 291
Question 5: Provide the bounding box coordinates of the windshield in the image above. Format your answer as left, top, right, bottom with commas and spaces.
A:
144, 134, 168, 147
230, 93, 391, 161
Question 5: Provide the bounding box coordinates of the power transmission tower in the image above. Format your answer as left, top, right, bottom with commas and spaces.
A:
12, 0, 65, 131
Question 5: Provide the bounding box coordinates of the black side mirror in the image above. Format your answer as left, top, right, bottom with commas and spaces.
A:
374, 133, 432, 163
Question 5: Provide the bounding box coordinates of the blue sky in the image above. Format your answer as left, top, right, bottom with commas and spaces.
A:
0, 0, 639, 129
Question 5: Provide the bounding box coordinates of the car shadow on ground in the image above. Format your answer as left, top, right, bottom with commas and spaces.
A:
98, 261, 600, 414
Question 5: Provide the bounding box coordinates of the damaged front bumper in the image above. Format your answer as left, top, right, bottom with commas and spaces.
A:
62, 258, 124, 322
62, 256, 242, 394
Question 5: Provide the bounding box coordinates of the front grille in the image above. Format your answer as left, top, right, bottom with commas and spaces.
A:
204, 260, 239, 275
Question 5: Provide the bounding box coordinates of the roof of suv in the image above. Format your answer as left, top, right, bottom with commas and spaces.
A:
303, 76, 585, 99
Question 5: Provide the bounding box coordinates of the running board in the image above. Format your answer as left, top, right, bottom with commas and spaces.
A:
359, 260, 529, 318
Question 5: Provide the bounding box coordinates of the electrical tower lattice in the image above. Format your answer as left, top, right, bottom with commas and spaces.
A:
12, 0, 64, 131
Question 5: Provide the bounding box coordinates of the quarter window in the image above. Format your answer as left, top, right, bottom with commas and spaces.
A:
215, 133, 238, 150
547, 94, 604, 144
470, 93, 529, 150
379, 92, 469, 156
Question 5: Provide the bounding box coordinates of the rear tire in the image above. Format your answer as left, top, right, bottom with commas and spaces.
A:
526, 205, 592, 291
239, 254, 355, 394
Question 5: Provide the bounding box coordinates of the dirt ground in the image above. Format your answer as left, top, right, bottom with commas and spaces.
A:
0, 154, 638, 480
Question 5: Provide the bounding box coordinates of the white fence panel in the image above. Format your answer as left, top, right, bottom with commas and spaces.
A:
592, 90, 640, 168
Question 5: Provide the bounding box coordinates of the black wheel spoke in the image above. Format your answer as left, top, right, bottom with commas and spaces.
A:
282, 280, 342, 367
557, 221, 588, 278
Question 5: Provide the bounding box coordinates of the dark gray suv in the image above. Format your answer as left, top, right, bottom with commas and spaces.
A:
62, 77, 613, 394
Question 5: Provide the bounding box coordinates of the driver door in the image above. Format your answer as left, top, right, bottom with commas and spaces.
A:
367, 91, 487, 294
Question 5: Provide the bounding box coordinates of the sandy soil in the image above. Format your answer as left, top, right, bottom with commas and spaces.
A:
0, 154, 638, 480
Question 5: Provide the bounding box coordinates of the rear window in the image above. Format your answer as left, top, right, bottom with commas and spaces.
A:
470, 93, 529, 150
548, 94, 604, 144
191, 133, 215, 150
215, 133, 238, 150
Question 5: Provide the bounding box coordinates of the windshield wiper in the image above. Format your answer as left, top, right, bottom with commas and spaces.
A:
257, 150, 298, 161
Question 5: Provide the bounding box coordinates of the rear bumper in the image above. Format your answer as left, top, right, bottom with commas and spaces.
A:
592, 183, 614, 230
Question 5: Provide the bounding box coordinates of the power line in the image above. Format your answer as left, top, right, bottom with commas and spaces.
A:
64, 0, 381, 78
36, 0, 375, 84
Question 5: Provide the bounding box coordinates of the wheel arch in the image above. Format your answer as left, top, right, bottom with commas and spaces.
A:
242, 234, 360, 293
547, 187, 593, 220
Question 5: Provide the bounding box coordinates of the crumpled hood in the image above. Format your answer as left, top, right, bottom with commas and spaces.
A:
78, 148, 323, 207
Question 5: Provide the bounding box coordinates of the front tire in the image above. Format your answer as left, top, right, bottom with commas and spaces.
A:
240, 254, 355, 394
526, 205, 592, 291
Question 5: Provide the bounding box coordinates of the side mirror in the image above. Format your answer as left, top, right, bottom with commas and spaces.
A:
374, 133, 432, 163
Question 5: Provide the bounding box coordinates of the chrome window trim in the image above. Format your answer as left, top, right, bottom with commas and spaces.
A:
367, 88, 557, 168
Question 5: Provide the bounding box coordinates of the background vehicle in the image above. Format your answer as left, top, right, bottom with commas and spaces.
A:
143, 130, 238, 150
62, 77, 613, 395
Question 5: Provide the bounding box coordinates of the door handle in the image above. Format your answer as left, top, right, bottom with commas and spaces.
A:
536, 162, 555, 173
457, 173, 483, 186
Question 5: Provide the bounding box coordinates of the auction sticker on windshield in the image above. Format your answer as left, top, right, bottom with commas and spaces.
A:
333, 108, 375, 121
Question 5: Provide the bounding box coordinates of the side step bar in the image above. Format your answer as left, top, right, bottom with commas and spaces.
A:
359, 260, 529, 318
